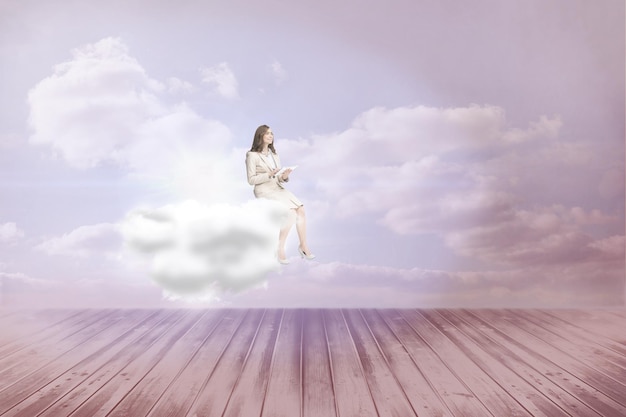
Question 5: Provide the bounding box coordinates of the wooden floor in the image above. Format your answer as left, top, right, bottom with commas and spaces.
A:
0, 309, 625, 417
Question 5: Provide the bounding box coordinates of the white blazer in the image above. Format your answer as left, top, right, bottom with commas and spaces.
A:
245, 151, 289, 198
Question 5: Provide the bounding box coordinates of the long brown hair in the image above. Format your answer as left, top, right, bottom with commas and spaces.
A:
250, 124, 276, 154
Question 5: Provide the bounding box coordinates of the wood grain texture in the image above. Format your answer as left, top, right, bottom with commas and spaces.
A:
323, 309, 378, 417
301, 309, 337, 417
260, 309, 302, 417
0, 308, 624, 417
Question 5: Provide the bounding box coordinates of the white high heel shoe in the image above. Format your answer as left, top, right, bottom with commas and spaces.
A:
298, 247, 316, 260
277, 250, 290, 265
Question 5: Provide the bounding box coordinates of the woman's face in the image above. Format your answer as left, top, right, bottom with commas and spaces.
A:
262, 128, 274, 146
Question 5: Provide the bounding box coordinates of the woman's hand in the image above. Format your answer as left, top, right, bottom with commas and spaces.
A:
280, 168, 292, 181
269, 168, 280, 178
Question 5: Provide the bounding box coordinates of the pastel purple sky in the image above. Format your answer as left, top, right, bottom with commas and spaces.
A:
0, 0, 624, 308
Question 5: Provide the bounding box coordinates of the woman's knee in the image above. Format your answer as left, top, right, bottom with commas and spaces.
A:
283, 208, 297, 225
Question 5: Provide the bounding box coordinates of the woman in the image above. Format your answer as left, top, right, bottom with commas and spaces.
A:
246, 125, 315, 264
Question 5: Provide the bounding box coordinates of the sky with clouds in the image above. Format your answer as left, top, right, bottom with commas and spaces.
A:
0, 0, 624, 308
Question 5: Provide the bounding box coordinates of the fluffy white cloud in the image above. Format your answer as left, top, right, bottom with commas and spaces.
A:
280, 104, 564, 224
588, 235, 625, 258
21, 40, 623, 307
166, 77, 194, 94
28, 37, 164, 168
379, 188, 517, 235
501, 115, 562, 143
0, 222, 24, 242
200, 62, 239, 99
36, 223, 121, 258
445, 205, 623, 267
27, 37, 242, 202
120, 199, 287, 302
276, 104, 621, 277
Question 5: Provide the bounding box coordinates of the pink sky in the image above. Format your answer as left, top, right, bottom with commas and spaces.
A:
0, 0, 624, 308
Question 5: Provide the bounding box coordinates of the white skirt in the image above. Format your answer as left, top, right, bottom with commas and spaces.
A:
254, 184, 303, 209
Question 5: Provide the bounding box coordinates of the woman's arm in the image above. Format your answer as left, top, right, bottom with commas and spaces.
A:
278, 169, 290, 182
274, 153, 290, 182
246, 152, 272, 185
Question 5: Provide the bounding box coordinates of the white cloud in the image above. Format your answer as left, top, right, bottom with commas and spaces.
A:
588, 235, 625, 258
502, 114, 562, 143
20, 42, 623, 308
445, 205, 623, 267
28, 37, 164, 168
120, 199, 287, 302
280, 104, 564, 225
27, 37, 243, 202
0, 271, 55, 289
200, 62, 239, 99
36, 223, 121, 258
566, 206, 617, 225
379, 188, 517, 235
166, 77, 194, 94
0, 268, 166, 308
269, 60, 287, 85
0, 222, 24, 242
0, 270, 60, 308
274, 104, 622, 279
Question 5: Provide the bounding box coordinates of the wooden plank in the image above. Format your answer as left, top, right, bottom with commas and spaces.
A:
602, 307, 626, 321
321, 309, 378, 417
440, 312, 597, 417
381, 309, 491, 417
538, 310, 626, 356
341, 309, 418, 416
5, 311, 182, 417
301, 309, 337, 417
0, 309, 108, 376
546, 309, 626, 344
506, 310, 626, 387
80, 310, 222, 417
1, 308, 625, 417
132, 309, 248, 417
0, 309, 19, 320
183, 309, 266, 417
261, 309, 302, 417
414, 309, 575, 417
0, 312, 163, 412
360, 310, 459, 417
0, 310, 80, 348
376, 310, 516, 417
222, 309, 283, 417
409, 307, 542, 417
603, 309, 626, 319
0, 310, 121, 392
460, 309, 626, 417
39, 310, 204, 417
0, 308, 40, 322
440, 312, 608, 417
473, 309, 626, 406
523, 310, 626, 371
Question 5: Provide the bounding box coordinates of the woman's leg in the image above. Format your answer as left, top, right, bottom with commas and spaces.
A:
295, 205, 312, 254
277, 209, 296, 261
